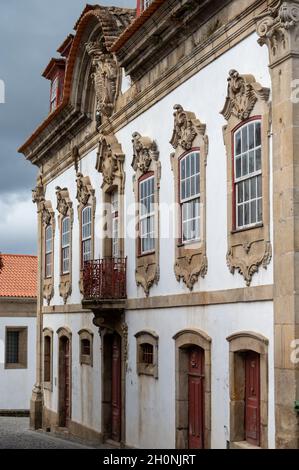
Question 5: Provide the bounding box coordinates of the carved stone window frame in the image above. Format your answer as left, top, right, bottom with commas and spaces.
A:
41, 200, 55, 306
221, 70, 272, 286
173, 329, 211, 449
43, 327, 53, 391
227, 331, 269, 449
78, 329, 94, 367
76, 172, 96, 293
170, 105, 208, 290
135, 330, 158, 379
56, 187, 74, 304
132, 132, 160, 296
96, 134, 125, 257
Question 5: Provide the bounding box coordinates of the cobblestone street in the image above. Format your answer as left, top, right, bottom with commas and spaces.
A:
0, 417, 96, 449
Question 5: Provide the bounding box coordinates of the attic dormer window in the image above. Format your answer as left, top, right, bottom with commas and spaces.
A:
50, 77, 59, 112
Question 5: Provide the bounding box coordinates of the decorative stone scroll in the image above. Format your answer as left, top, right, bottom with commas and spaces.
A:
96, 134, 125, 194
132, 132, 161, 296
170, 105, 208, 291
256, 0, 299, 62
86, 40, 120, 123
221, 70, 272, 286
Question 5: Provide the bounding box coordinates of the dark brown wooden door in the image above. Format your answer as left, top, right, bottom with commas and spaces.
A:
59, 337, 71, 427
188, 347, 204, 449
111, 334, 121, 442
245, 351, 260, 446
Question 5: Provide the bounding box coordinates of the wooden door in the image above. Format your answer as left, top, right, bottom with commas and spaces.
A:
188, 347, 204, 449
59, 337, 71, 428
111, 334, 121, 442
245, 351, 260, 446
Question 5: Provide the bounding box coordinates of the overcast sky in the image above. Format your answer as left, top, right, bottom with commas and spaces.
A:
0, 0, 135, 255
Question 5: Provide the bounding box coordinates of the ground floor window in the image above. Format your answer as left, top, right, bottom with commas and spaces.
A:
5, 327, 27, 369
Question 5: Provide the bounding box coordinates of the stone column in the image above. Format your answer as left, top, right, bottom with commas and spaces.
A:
30, 173, 45, 429
256, 0, 299, 448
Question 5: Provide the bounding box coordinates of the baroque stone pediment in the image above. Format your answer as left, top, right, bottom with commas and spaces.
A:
86, 40, 119, 123
40, 200, 54, 226
227, 242, 272, 287
170, 104, 206, 151
56, 187, 73, 217
131, 132, 159, 175
221, 70, 270, 122
76, 172, 95, 206
96, 134, 125, 192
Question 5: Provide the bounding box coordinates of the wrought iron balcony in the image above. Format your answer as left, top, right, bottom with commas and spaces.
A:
83, 258, 127, 305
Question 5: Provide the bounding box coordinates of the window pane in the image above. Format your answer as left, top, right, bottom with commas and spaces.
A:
244, 203, 250, 226
249, 151, 255, 174
251, 178, 257, 199
242, 154, 248, 177
255, 122, 261, 146
236, 157, 241, 179
257, 175, 262, 197
249, 123, 255, 150
244, 180, 250, 202
258, 199, 263, 222
256, 148, 261, 171
6, 331, 19, 364
235, 131, 242, 155
181, 158, 186, 179
238, 205, 243, 228
242, 126, 248, 152
237, 182, 243, 204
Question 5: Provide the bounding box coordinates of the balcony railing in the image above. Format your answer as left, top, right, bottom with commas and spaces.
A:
83, 258, 127, 302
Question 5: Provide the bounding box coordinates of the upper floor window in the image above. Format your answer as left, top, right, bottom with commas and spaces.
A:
82, 206, 92, 266
50, 77, 59, 113
234, 120, 262, 230
111, 191, 119, 258
139, 175, 155, 255
45, 225, 53, 278
61, 216, 70, 274
180, 152, 200, 244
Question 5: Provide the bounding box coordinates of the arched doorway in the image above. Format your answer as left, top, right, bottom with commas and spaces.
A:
173, 329, 211, 449
102, 331, 122, 443
58, 335, 71, 428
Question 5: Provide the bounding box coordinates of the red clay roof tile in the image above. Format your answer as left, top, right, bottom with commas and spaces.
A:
0, 254, 37, 299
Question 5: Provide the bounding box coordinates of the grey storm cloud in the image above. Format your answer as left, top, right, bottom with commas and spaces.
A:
0, 0, 135, 254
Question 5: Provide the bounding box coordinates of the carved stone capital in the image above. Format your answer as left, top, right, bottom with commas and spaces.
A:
32, 173, 45, 209
55, 187, 73, 219
221, 69, 270, 122
86, 40, 119, 122
256, 1, 299, 62
43, 281, 54, 306
59, 277, 72, 305
227, 241, 272, 287
96, 134, 125, 193
170, 104, 206, 151
76, 172, 95, 206
135, 260, 160, 297
40, 200, 54, 227
131, 132, 159, 175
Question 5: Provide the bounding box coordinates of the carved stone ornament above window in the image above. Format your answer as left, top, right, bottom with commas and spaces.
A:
170, 104, 206, 151
96, 134, 125, 193
56, 187, 73, 304
132, 132, 159, 175
221, 70, 272, 287
170, 105, 208, 291
221, 70, 270, 122
86, 40, 120, 123
132, 132, 161, 297
256, 0, 299, 63
76, 172, 95, 206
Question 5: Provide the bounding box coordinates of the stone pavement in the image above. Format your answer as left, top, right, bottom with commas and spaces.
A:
0, 417, 99, 449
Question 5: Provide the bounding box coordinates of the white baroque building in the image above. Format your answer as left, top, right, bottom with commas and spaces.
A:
19, 1, 299, 449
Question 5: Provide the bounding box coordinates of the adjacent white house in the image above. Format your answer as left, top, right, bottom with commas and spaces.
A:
0, 254, 37, 414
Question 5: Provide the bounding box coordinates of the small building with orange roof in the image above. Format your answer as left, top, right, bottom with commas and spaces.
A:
0, 254, 37, 414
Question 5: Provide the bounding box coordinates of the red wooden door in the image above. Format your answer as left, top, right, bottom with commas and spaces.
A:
59, 337, 71, 427
188, 347, 205, 449
111, 334, 121, 442
245, 351, 260, 446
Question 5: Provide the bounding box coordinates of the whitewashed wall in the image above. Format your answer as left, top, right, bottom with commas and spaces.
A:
0, 317, 36, 410
43, 312, 102, 433
126, 301, 275, 449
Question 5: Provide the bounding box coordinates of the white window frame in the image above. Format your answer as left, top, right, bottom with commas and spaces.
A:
50, 76, 58, 112
234, 120, 262, 230
111, 191, 119, 259
82, 206, 92, 265
180, 152, 200, 244
139, 175, 155, 255
45, 224, 52, 278
61, 216, 70, 274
